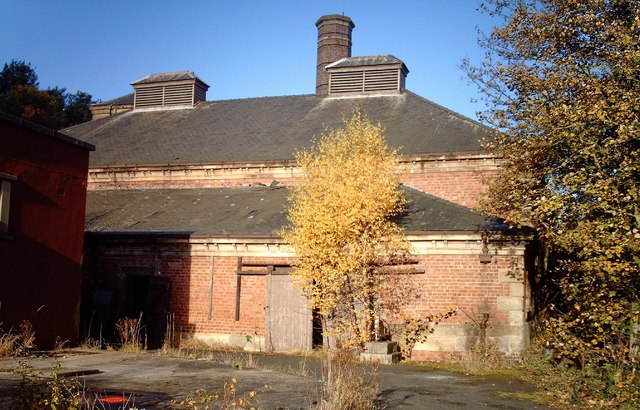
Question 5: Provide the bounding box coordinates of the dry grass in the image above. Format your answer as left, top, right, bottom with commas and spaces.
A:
115, 317, 144, 352
459, 341, 512, 374
0, 331, 20, 357
0, 321, 35, 357
158, 335, 259, 369
319, 348, 380, 410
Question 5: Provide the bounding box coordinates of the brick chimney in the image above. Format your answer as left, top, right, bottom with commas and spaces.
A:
315, 15, 355, 96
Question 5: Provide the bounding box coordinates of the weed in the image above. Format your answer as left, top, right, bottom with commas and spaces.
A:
158, 335, 259, 369
115, 316, 144, 352
0, 321, 36, 357
53, 336, 69, 352
11, 360, 141, 410
459, 340, 511, 374
19, 320, 36, 351
13, 361, 82, 409
319, 348, 380, 410
175, 378, 259, 410
0, 330, 20, 357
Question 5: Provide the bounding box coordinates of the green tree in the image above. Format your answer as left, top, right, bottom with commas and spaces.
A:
64, 91, 93, 126
283, 112, 413, 348
464, 0, 639, 366
0, 60, 93, 129
0, 59, 38, 92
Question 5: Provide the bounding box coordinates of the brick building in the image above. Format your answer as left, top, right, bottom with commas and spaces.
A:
0, 112, 94, 349
64, 15, 534, 358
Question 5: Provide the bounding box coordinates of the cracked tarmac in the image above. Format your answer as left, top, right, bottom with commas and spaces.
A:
0, 349, 553, 409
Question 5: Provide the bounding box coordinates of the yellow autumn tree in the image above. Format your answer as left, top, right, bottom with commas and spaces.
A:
283, 112, 412, 348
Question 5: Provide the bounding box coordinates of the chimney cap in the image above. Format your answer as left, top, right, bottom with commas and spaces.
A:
315, 14, 355, 29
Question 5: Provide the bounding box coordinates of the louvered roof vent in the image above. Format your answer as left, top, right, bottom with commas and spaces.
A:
131, 71, 209, 110
326, 55, 409, 96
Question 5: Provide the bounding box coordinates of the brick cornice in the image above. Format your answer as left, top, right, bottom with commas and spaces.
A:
87, 151, 501, 189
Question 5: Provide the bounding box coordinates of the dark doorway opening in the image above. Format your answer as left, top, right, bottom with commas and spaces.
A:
125, 274, 170, 349
312, 309, 323, 349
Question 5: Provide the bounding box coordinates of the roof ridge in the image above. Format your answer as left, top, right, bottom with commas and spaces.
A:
403, 89, 489, 130
401, 184, 481, 214
201, 93, 318, 104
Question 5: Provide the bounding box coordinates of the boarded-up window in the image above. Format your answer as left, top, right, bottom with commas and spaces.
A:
0, 173, 16, 234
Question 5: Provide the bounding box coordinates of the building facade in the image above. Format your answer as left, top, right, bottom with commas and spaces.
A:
65, 15, 534, 358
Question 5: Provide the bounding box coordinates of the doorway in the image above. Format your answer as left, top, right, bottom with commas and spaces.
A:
125, 274, 170, 349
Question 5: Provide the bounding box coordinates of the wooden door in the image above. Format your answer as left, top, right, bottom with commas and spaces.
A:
265, 273, 312, 352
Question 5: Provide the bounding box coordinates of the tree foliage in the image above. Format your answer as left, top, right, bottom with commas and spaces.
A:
283, 112, 414, 348
464, 0, 639, 367
0, 59, 93, 129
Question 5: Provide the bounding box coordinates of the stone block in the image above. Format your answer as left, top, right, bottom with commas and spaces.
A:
509, 283, 525, 297
508, 310, 525, 326
497, 296, 524, 311
364, 341, 399, 355
360, 352, 401, 364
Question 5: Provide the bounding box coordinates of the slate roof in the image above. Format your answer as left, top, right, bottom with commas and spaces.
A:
63, 91, 490, 167
98, 93, 134, 106
131, 71, 209, 86
85, 185, 506, 236
326, 55, 406, 69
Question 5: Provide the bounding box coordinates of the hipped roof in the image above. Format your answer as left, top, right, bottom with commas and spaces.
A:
63, 91, 490, 167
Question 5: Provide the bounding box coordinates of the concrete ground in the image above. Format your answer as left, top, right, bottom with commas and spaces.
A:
0, 349, 553, 409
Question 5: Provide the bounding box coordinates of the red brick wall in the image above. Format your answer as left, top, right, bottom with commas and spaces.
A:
82, 239, 522, 354
400, 170, 494, 209
87, 156, 499, 210
82, 248, 272, 342
404, 254, 512, 325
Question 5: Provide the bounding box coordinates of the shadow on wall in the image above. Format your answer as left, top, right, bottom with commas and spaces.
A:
80, 233, 193, 349
0, 234, 82, 349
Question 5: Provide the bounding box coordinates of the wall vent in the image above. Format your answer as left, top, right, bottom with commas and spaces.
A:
326, 55, 408, 96
131, 71, 209, 110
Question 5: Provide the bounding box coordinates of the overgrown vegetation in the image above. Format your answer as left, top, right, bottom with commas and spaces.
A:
115, 316, 144, 352
319, 348, 380, 410
175, 378, 259, 410
0, 320, 36, 357
463, 0, 640, 406
12, 361, 139, 410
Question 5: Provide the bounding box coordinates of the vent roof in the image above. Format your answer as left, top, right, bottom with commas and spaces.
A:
327, 55, 407, 71
326, 55, 409, 95
131, 71, 209, 87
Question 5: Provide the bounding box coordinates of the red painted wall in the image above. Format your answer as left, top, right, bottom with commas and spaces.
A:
0, 116, 92, 348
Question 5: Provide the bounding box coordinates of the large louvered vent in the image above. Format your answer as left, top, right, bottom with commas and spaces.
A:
131, 71, 209, 110
326, 55, 409, 96
135, 83, 194, 108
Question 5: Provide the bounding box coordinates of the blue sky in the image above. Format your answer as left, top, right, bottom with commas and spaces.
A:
2, 1, 495, 119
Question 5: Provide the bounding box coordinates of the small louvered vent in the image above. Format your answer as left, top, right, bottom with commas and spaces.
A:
131, 71, 209, 110
330, 69, 401, 94
326, 56, 408, 96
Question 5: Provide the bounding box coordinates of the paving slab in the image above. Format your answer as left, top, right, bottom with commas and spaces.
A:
0, 349, 552, 409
